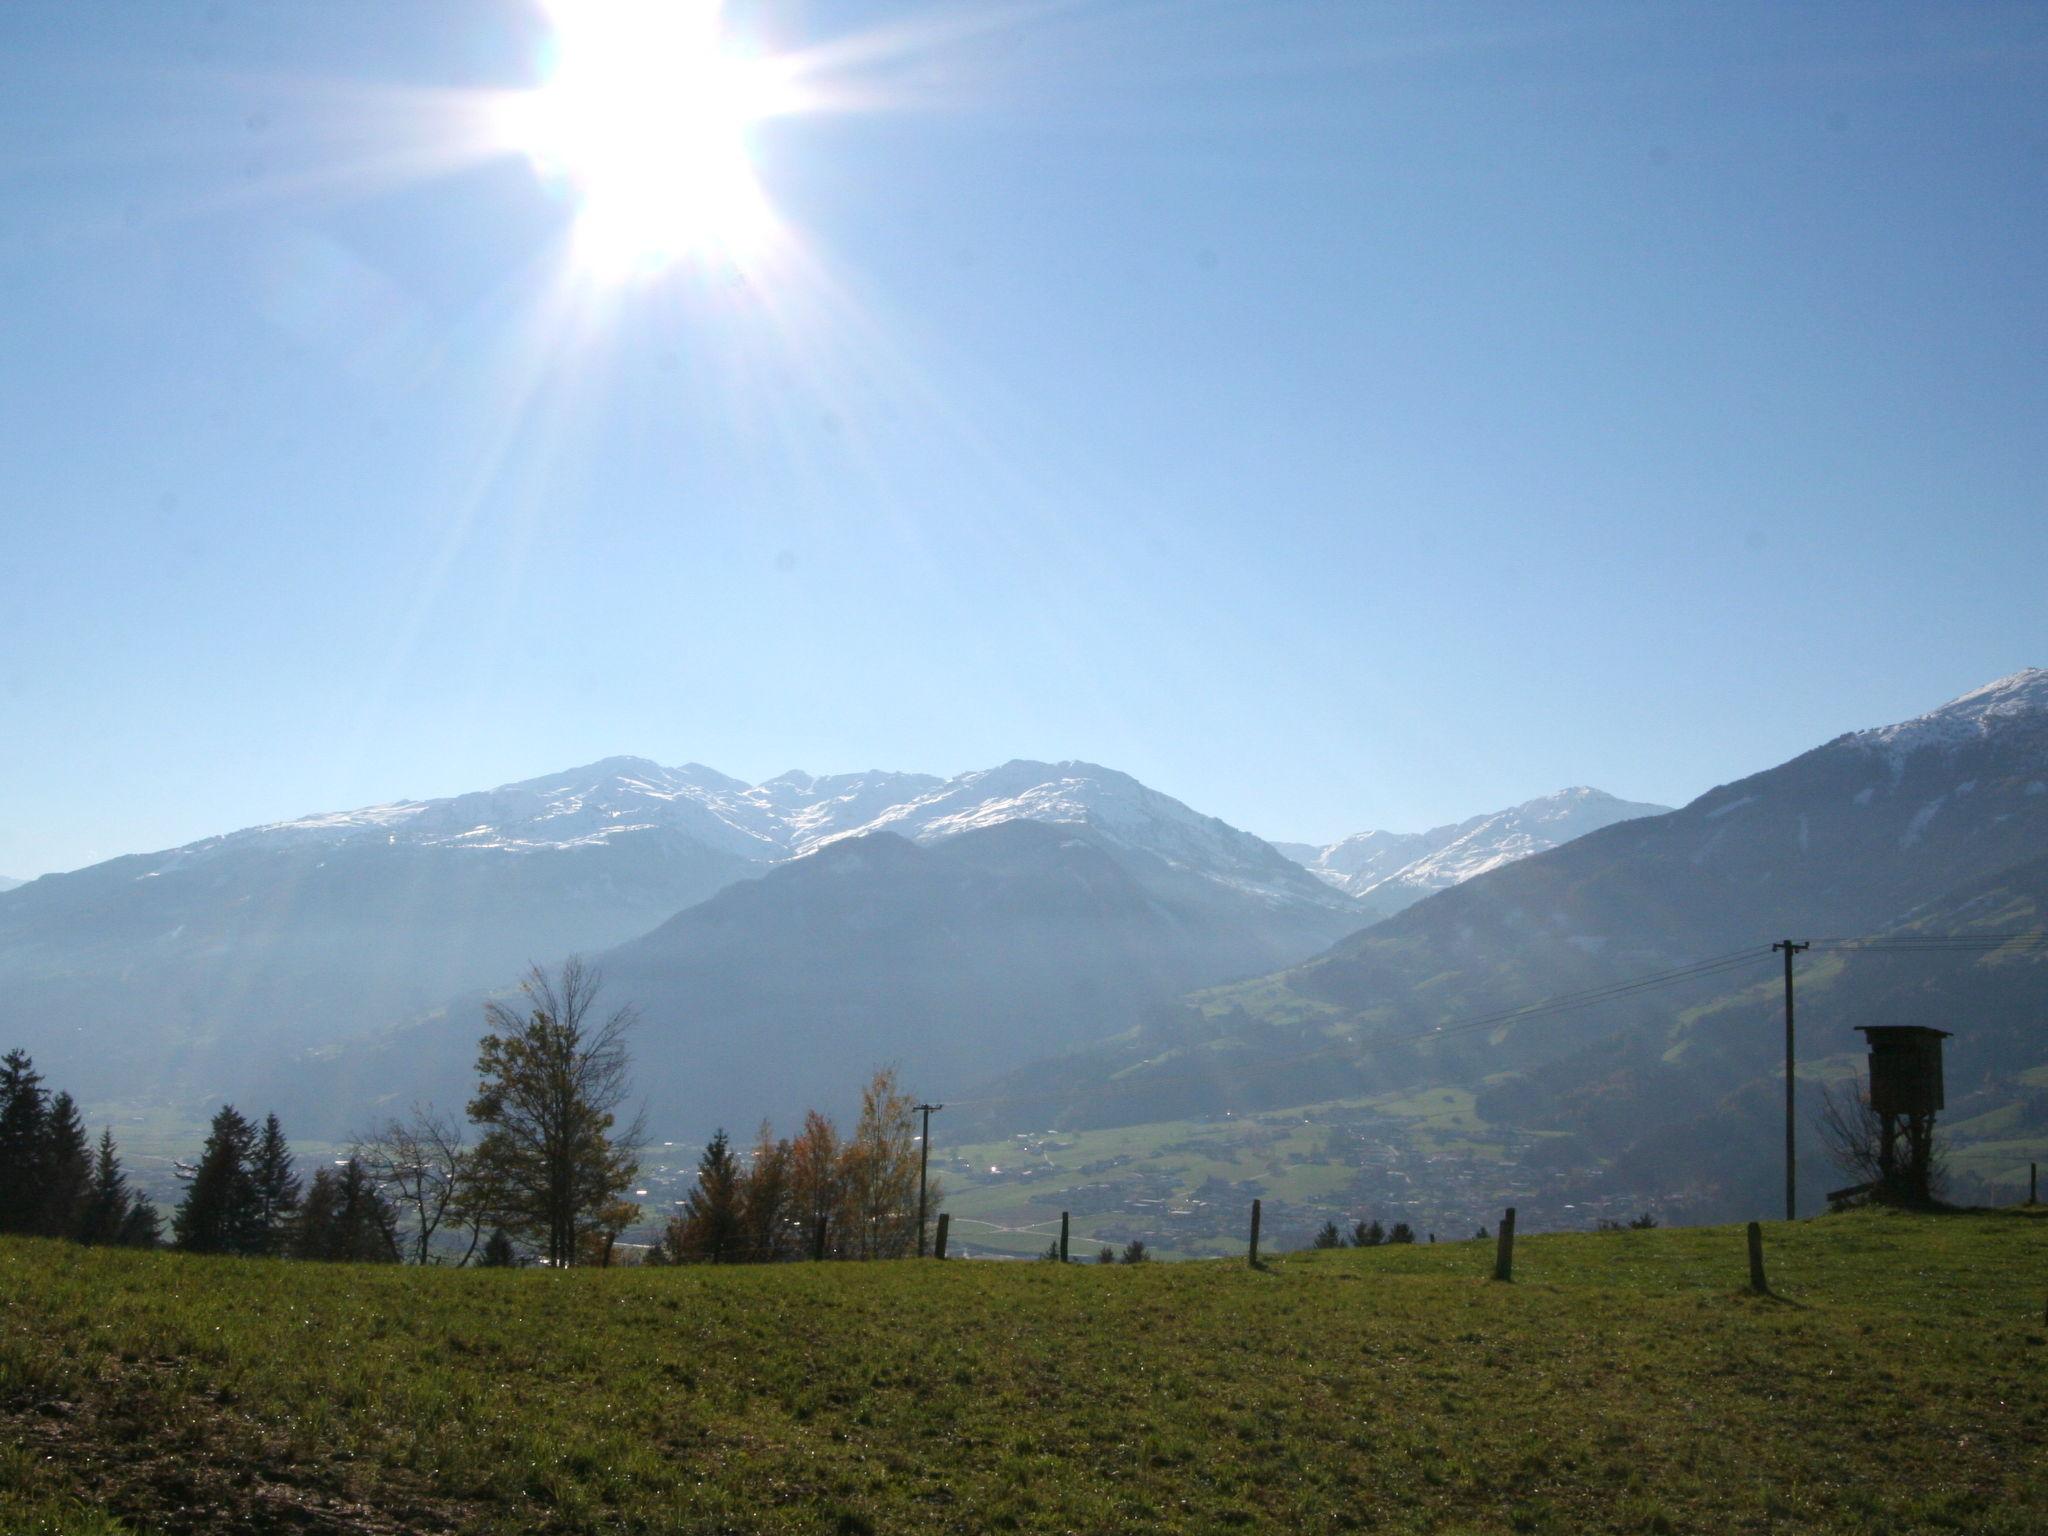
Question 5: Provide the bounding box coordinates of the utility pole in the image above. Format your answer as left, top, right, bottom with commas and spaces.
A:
914, 1103, 943, 1257
1773, 939, 1810, 1221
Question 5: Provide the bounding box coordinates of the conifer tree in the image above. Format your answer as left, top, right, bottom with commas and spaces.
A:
476, 1227, 519, 1268
173, 1105, 261, 1255
118, 1198, 163, 1249
248, 1113, 301, 1255
40, 1092, 91, 1239
676, 1128, 743, 1262
79, 1127, 133, 1245
0, 1050, 50, 1234
292, 1160, 400, 1262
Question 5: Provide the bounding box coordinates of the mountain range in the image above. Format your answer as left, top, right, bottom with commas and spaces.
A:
969, 670, 2048, 1217
0, 756, 1363, 1119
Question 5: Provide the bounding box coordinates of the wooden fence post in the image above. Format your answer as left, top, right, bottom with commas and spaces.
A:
934, 1213, 950, 1260
2031, 1162, 2038, 1206
1492, 1207, 1516, 1282
1248, 1198, 1262, 1267
1059, 1211, 1070, 1264
1747, 1221, 1768, 1294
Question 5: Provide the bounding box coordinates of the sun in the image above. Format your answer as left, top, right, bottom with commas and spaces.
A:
500, 0, 789, 274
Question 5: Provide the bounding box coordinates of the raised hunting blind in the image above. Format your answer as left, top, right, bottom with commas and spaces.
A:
1856, 1025, 1951, 1204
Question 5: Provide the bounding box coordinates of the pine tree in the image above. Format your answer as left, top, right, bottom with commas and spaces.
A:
476, 1227, 519, 1268
118, 1198, 163, 1249
1311, 1219, 1342, 1249
292, 1160, 400, 1262
173, 1105, 261, 1255
1350, 1219, 1384, 1247
248, 1113, 301, 1255
677, 1128, 743, 1262
79, 1127, 133, 1245
0, 1050, 50, 1235
39, 1092, 91, 1239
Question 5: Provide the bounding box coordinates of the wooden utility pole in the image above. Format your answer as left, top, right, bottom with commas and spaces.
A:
1248, 1198, 1262, 1267
914, 1103, 943, 1257
1773, 940, 1810, 1221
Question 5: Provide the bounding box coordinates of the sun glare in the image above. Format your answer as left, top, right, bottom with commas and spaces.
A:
501, 0, 789, 274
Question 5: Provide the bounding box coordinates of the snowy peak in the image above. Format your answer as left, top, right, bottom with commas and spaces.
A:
1848, 668, 2048, 759
240, 757, 782, 862
1281, 787, 1671, 913
742, 769, 947, 853
1394, 788, 1671, 890
812, 760, 1354, 911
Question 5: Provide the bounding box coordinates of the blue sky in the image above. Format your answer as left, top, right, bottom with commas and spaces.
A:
2, 1, 2044, 877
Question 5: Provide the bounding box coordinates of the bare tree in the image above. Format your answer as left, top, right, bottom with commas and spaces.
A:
355, 1104, 470, 1265
1817, 1077, 1886, 1192
466, 959, 644, 1267
1818, 1075, 1947, 1206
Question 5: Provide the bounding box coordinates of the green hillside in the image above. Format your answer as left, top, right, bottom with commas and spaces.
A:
4, 1209, 2045, 1534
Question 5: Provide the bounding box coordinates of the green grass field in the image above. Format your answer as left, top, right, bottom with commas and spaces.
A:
3, 1209, 2045, 1534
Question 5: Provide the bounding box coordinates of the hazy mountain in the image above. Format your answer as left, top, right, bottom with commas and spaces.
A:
1277, 787, 1671, 919
0, 876, 22, 894
973, 670, 2048, 1215
306, 814, 1367, 1136
0, 758, 774, 1101
0, 755, 1358, 1114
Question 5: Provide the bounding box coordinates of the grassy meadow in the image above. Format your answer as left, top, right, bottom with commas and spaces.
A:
2, 1208, 2044, 1534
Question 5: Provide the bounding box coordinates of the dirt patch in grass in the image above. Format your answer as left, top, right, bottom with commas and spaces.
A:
3, 1364, 475, 1535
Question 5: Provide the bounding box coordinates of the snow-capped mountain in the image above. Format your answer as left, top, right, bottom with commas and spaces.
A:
1842, 666, 2048, 770
1278, 787, 1671, 917
191, 758, 946, 865
817, 759, 1356, 913
0, 755, 1361, 1114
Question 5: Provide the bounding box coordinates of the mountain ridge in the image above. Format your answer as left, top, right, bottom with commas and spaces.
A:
1277, 786, 1672, 918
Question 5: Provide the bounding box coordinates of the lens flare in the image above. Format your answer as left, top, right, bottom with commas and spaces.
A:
499, 0, 792, 274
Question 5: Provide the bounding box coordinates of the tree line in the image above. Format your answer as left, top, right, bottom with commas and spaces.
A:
2, 959, 945, 1271
650, 1065, 939, 1264
0, 1050, 161, 1247
164, 958, 644, 1267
